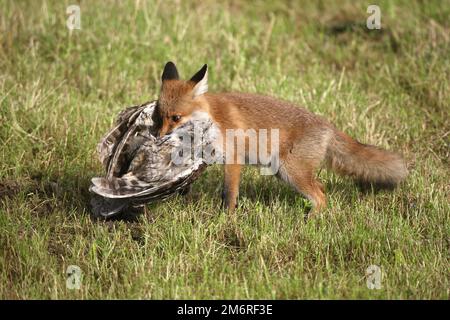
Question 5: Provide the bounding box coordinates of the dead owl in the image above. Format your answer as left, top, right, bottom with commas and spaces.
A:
89, 100, 220, 218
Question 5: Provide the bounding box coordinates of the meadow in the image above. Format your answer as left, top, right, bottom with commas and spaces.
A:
0, 0, 448, 299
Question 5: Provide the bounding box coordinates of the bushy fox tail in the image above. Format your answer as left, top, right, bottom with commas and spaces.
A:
326, 130, 407, 188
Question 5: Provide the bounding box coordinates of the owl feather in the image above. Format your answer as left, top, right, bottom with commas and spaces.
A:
90, 101, 219, 218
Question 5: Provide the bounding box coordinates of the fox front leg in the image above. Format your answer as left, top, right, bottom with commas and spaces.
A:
222, 164, 242, 211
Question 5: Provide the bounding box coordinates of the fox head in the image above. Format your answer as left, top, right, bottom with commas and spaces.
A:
156, 62, 208, 136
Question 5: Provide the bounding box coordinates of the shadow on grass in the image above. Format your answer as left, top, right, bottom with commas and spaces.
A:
0, 167, 401, 224
0, 171, 97, 220
191, 171, 371, 212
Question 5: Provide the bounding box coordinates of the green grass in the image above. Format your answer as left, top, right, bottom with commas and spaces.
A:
0, 0, 449, 299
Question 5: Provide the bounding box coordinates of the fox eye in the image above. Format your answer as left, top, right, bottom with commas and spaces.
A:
171, 115, 181, 122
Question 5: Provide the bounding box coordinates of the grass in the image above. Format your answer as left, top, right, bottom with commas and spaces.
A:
0, 0, 449, 299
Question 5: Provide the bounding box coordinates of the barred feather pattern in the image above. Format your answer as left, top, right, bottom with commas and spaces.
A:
90, 101, 219, 217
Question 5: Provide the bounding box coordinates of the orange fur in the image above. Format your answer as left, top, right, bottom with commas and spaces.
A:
157, 63, 408, 216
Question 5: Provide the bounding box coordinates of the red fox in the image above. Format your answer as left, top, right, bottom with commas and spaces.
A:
156, 62, 407, 216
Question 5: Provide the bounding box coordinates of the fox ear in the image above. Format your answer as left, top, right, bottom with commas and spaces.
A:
161, 61, 179, 81
190, 64, 208, 98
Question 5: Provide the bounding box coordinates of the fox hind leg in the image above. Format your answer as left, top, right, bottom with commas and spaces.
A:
278, 160, 327, 218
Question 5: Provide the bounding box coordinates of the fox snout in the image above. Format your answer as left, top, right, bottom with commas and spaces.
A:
157, 124, 171, 137
157, 116, 186, 137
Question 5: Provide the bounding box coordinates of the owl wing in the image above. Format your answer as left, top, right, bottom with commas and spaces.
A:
89, 131, 207, 199
96, 101, 157, 171
90, 103, 219, 217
